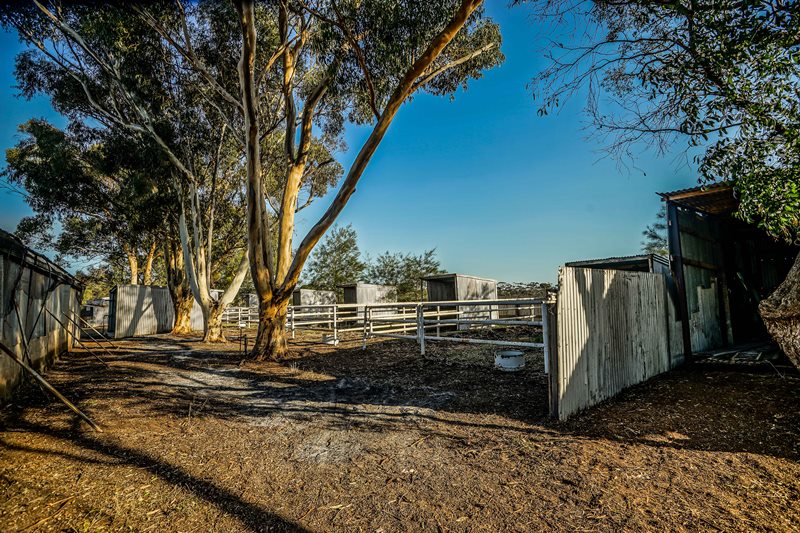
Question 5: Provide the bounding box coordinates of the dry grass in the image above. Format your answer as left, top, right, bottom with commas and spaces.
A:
1, 331, 798, 532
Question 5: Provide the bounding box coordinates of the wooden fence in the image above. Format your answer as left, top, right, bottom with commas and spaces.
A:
551, 266, 683, 420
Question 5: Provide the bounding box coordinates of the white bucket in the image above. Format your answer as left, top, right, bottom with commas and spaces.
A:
495, 350, 525, 372
322, 335, 339, 346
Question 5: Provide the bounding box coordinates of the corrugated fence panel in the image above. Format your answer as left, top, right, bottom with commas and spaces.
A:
556, 267, 677, 420
111, 285, 175, 339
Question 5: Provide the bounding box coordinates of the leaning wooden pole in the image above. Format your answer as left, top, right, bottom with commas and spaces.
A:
76, 314, 118, 349
61, 312, 116, 359
0, 341, 102, 432
42, 308, 109, 368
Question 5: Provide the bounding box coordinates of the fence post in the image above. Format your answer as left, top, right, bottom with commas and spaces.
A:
290, 306, 295, 339
362, 305, 369, 350
541, 302, 550, 375
333, 304, 338, 343
436, 305, 440, 337
417, 304, 425, 356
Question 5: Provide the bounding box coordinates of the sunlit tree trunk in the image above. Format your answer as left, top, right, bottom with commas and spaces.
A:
760, 250, 800, 369
124, 244, 139, 284
254, 298, 289, 360
178, 190, 249, 343
142, 240, 157, 285
202, 303, 227, 343
165, 239, 194, 335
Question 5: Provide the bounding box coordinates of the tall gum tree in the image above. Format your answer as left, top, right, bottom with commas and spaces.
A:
231, 0, 503, 359
1, 1, 258, 341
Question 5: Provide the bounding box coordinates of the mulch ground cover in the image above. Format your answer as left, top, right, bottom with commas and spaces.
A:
1, 330, 799, 531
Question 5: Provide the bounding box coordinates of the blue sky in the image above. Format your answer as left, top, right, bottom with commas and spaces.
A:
0, 3, 699, 283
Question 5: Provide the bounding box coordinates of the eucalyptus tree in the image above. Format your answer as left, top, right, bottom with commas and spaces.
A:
3, 0, 503, 357
366, 249, 444, 301
526, 0, 800, 365
3, 119, 165, 284
3, 3, 249, 341
230, 0, 502, 359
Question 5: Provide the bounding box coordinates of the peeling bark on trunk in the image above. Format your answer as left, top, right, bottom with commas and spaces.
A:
173, 294, 194, 335
202, 305, 226, 343
143, 241, 157, 285
125, 247, 139, 285
759, 250, 800, 369
165, 239, 194, 335
253, 300, 288, 361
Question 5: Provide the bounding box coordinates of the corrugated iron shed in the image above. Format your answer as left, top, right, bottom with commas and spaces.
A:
0, 229, 82, 401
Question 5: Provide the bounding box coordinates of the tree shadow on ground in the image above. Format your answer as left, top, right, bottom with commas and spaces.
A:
0, 418, 306, 532
6, 334, 800, 463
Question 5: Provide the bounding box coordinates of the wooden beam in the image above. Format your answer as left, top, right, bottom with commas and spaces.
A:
667, 200, 693, 361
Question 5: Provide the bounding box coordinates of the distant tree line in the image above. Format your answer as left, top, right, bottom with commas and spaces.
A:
301, 224, 446, 301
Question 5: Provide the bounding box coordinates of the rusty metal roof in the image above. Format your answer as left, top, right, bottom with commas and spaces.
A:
658, 182, 737, 214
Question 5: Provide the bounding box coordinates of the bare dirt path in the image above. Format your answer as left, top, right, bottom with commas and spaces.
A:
1, 333, 798, 531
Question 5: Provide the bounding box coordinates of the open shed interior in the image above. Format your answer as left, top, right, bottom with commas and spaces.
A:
661, 183, 798, 355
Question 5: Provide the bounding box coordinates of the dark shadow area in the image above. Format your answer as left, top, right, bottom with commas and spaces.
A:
0, 417, 306, 533
2, 332, 795, 461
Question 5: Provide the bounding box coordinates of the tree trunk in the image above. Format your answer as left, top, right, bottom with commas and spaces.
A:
173, 293, 194, 335
253, 300, 288, 361
143, 241, 157, 285
202, 304, 226, 343
125, 247, 139, 285
165, 239, 194, 335
759, 250, 800, 369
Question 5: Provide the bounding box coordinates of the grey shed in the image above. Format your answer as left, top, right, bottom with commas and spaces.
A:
422, 273, 498, 302
292, 288, 337, 306
340, 283, 397, 305
422, 273, 498, 330
107, 285, 174, 339
0, 229, 82, 401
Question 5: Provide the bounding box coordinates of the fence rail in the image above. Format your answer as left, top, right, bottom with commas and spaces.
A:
221, 298, 549, 369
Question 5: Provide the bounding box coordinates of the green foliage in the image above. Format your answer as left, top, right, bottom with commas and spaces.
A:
529, 0, 800, 244
304, 224, 365, 292
366, 249, 445, 301
3, 119, 171, 267
75, 263, 128, 303
641, 205, 668, 256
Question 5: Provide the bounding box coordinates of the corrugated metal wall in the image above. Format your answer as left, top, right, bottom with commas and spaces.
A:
292, 289, 337, 306
343, 284, 397, 305
554, 267, 682, 420
109, 285, 175, 339
1, 249, 80, 401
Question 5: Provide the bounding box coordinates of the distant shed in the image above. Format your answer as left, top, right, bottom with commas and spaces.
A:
0, 229, 82, 401
566, 254, 670, 275
423, 273, 498, 302
423, 273, 498, 330
292, 288, 337, 306
107, 285, 174, 339
340, 283, 397, 305
80, 297, 110, 329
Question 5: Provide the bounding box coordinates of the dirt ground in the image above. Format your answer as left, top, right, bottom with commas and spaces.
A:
1, 330, 799, 532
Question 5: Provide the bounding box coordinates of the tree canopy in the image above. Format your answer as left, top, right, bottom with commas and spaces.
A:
528, 0, 800, 244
